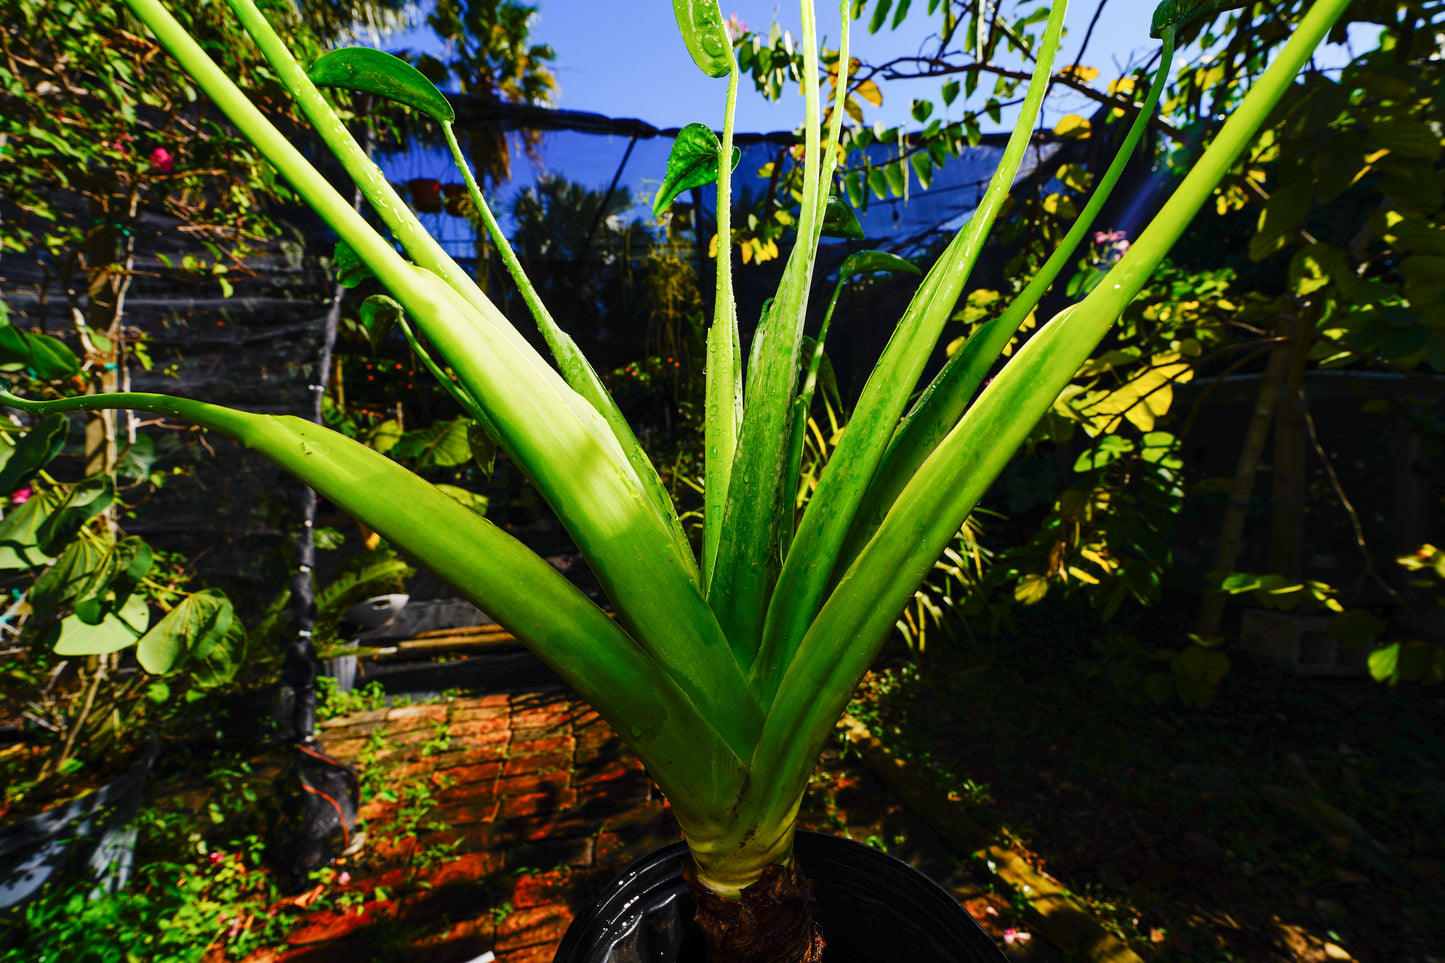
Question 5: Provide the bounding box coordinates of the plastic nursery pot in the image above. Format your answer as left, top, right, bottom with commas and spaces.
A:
553, 829, 1006, 963
0, 740, 159, 915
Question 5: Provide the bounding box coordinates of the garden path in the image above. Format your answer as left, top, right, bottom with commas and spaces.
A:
233, 685, 1036, 963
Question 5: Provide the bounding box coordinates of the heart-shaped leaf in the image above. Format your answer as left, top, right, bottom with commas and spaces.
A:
434, 483, 490, 516
136, 588, 234, 675
52, 593, 150, 656
31, 536, 110, 620
468, 421, 498, 477
37, 475, 114, 556
0, 490, 56, 571
24, 333, 81, 380
307, 46, 455, 124
189, 617, 247, 688
363, 418, 403, 455
392, 416, 473, 470
334, 240, 374, 288
1150, 0, 1247, 39
0, 414, 68, 495
654, 123, 739, 216
73, 535, 153, 623
672, 0, 732, 79
360, 294, 404, 354
821, 196, 865, 240
838, 249, 921, 279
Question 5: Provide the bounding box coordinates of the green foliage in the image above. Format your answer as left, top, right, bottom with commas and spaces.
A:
10, 0, 1345, 901
654, 124, 741, 217
307, 46, 456, 123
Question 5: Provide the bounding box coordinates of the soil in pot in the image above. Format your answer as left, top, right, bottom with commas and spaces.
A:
555, 829, 1006, 963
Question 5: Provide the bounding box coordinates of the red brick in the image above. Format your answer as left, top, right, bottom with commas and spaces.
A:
426, 849, 501, 887
431, 796, 501, 826
497, 788, 576, 820
502, 750, 572, 778
505, 836, 593, 871
495, 903, 573, 951
437, 760, 502, 787
450, 726, 511, 749
497, 769, 570, 798
415, 918, 496, 961
476, 693, 511, 707
428, 743, 510, 769
387, 703, 448, 724
508, 869, 573, 908
571, 707, 602, 726
319, 707, 389, 728
285, 902, 394, 945
572, 756, 641, 782
511, 709, 570, 730
574, 771, 651, 811
510, 735, 574, 756
451, 704, 508, 723
496, 943, 560, 963
449, 716, 511, 739
320, 737, 368, 760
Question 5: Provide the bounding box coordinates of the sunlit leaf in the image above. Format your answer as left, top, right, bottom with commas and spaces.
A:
654, 123, 740, 216
0, 414, 67, 495
360, 294, 404, 355
838, 249, 920, 279
53, 594, 149, 656
821, 196, 864, 239
136, 588, 234, 674
672, 0, 732, 78
307, 46, 455, 124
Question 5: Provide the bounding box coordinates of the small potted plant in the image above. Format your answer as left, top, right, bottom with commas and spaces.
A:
4, 0, 1349, 956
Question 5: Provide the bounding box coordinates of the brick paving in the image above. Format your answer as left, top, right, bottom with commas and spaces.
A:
235, 685, 1033, 963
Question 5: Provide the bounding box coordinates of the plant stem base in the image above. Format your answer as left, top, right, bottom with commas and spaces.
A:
681, 857, 825, 963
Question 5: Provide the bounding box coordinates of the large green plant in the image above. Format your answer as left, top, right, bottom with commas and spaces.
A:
3, 0, 1348, 935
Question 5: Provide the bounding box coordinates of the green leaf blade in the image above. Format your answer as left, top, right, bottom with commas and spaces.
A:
307, 46, 455, 124
654, 124, 737, 217
672, 0, 733, 78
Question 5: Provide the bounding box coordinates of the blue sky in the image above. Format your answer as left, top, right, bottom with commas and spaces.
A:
381, 0, 1176, 134
368, 2, 1378, 243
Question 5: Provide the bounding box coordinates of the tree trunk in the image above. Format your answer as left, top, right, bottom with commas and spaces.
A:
1269, 308, 1317, 579
1195, 318, 1293, 638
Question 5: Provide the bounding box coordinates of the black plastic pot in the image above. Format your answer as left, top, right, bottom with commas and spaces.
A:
554, 830, 1007, 963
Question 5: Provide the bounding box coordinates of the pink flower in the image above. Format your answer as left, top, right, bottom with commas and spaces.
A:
208, 851, 224, 864
149, 147, 174, 173
724, 12, 748, 40
1092, 230, 1127, 245
337, 871, 351, 885
10, 488, 30, 505
1003, 928, 1032, 944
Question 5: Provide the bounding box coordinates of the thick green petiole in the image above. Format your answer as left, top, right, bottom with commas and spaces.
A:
440, 123, 699, 582
708, 0, 849, 665
747, 0, 1352, 845
701, 39, 745, 591
837, 32, 1177, 568
753, 0, 1069, 701
124, 0, 762, 759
